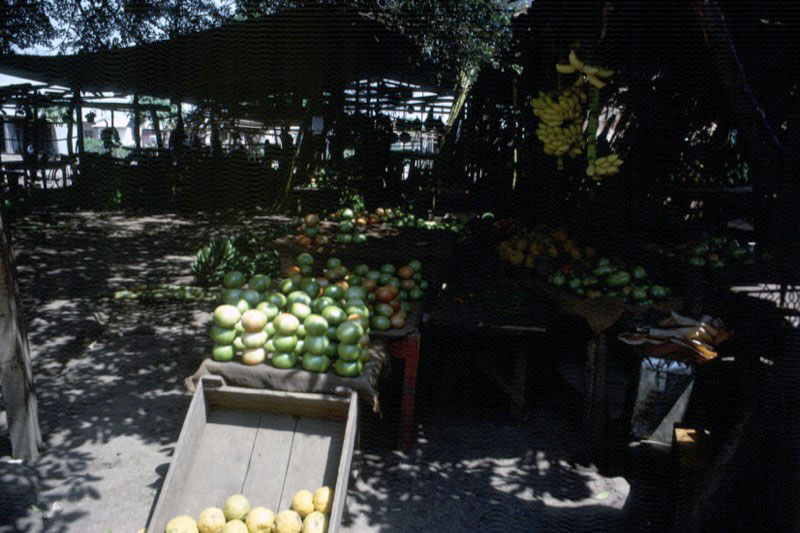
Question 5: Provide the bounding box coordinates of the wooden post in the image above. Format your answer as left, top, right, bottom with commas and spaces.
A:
151, 110, 163, 150
75, 94, 85, 156
0, 209, 43, 459
133, 95, 141, 149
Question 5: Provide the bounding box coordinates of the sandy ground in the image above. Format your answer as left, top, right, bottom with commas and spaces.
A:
0, 211, 638, 532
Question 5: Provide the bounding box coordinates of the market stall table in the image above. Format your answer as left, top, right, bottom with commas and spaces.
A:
186, 341, 389, 412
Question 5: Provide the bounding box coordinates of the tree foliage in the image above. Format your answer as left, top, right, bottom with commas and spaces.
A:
0, 0, 55, 54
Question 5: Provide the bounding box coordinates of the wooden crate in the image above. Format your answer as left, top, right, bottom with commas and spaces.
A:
148, 375, 357, 533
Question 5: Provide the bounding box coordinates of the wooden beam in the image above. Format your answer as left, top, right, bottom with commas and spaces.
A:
74, 93, 85, 155
150, 110, 163, 150
0, 209, 43, 459
133, 95, 141, 149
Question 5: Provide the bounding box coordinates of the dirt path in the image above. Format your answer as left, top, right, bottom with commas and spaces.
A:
1, 211, 632, 532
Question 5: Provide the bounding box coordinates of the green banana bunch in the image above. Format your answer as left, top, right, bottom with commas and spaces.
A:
586, 153, 623, 179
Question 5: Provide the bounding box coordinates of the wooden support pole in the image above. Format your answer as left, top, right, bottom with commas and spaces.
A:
0, 209, 43, 459
151, 110, 163, 150
133, 95, 141, 150
75, 94, 85, 156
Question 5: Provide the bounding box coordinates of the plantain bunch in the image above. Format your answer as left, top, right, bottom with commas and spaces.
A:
531, 90, 585, 157
586, 154, 623, 179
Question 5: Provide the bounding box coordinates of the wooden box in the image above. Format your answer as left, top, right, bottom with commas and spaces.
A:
148, 375, 357, 532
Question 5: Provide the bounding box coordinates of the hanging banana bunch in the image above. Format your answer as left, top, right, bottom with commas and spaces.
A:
549, 49, 623, 179
530, 88, 585, 158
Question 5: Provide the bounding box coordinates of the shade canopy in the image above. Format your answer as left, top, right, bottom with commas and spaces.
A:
0, 5, 442, 104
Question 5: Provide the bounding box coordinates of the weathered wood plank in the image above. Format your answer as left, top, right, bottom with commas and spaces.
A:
241, 413, 297, 512
278, 417, 344, 512
206, 387, 350, 422
0, 209, 42, 459
329, 392, 358, 533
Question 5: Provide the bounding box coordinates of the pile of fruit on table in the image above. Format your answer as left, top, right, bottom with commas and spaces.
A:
647, 235, 754, 269
165, 487, 333, 533
208, 256, 428, 376
547, 257, 671, 306
498, 225, 595, 269
499, 225, 672, 306
293, 208, 368, 249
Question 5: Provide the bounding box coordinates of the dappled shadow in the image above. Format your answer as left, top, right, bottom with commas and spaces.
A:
1, 211, 294, 530
345, 402, 629, 532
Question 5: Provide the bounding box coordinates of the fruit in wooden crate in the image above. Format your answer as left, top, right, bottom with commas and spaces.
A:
224, 494, 251, 522
291, 489, 315, 518
275, 510, 303, 533
245, 507, 275, 533
166, 515, 199, 533
197, 507, 226, 533
301, 512, 329, 533
221, 520, 247, 533
313, 487, 333, 514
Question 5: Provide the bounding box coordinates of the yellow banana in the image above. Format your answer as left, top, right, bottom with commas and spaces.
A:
568, 50, 584, 71
586, 73, 606, 89
586, 164, 595, 177
583, 64, 599, 75
556, 63, 576, 74
596, 67, 615, 78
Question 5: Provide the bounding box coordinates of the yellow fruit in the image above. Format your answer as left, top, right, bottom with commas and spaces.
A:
568, 50, 584, 71
274, 510, 303, 533
241, 309, 268, 332
224, 495, 251, 522
312, 486, 334, 514
586, 73, 607, 89
301, 511, 329, 533
166, 515, 199, 533
221, 520, 248, 533
291, 489, 315, 518
197, 507, 226, 533
245, 507, 275, 533
555, 63, 576, 74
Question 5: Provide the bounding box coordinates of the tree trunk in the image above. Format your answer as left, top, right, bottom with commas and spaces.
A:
151, 110, 163, 150
0, 209, 43, 459
275, 118, 310, 211
75, 94, 85, 156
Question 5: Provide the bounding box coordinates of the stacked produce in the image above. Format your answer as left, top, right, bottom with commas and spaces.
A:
648, 235, 754, 269
209, 262, 370, 377
295, 213, 330, 249
548, 257, 670, 306
287, 255, 429, 331
330, 207, 367, 245
498, 225, 594, 268
389, 212, 468, 234
165, 487, 333, 533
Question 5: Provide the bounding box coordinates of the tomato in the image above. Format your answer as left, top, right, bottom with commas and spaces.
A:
242, 330, 268, 348
210, 325, 237, 345
347, 312, 370, 330
371, 315, 391, 331
334, 359, 361, 377
390, 312, 406, 329
348, 275, 363, 287
354, 264, 370, 276
375, 302, 394, 318
337, 320, 364, 344
223, 271, 246, 289
340, 208, 355, 220
323, 285, 344, 300
345, 286, 367, 301
302, 354, 330, 373
256, 302, 280, 321
272, 352, 298, 369
409, 287, 423, 301
273, 313, 299, 335
222, 288, 243, 305
400, 301, 411, 312
397, 266, 414, 280
326, 257, 342, 270
358, 334, 370, 348
378, 273, 392, 286
304, 214, 320, 227
408, 260, 422, 272
389, 300, 401, 313
300, 280, 321, 299
264, 292, 287, 309
279, 279, 296, 295
293, 339, 305, 355
212, 344, 236, 362
386, 278, 400, 289
345, 298, 367, 310
399, 279, 416, 291
312, 297, 335, 314
374, 287, 394, 303
242, 347, 266, 365
361, 278, 377, 292
248, 274, 271, 293
304, 226, 319, 237
337, 343, 362, 361
297, 253, 314, 267
304, 335, 330, 355
214, 305, 242, 328
325, 325, 338, 341
272, 334, 298, 352
380, 264, 396, 275
353, 234, 367, 244
299, 265, 314, 277
339, 221, 354, 233
295, 324, 306, 337
290, 302, 312, 321
419, 280, 429, 291
322, 306, 346, 326
265, 339, 275, 353
366, 270, 381, 282
304, 314, 329, 336
264, 321, 276, 336
241, 309, 268, 332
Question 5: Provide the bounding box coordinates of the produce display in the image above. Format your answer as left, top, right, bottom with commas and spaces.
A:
330, 207, 368, 245
499, 225, 671, 306
647, 235, 754, 269
165, 487, 333, 533
286, 254, 429, 331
